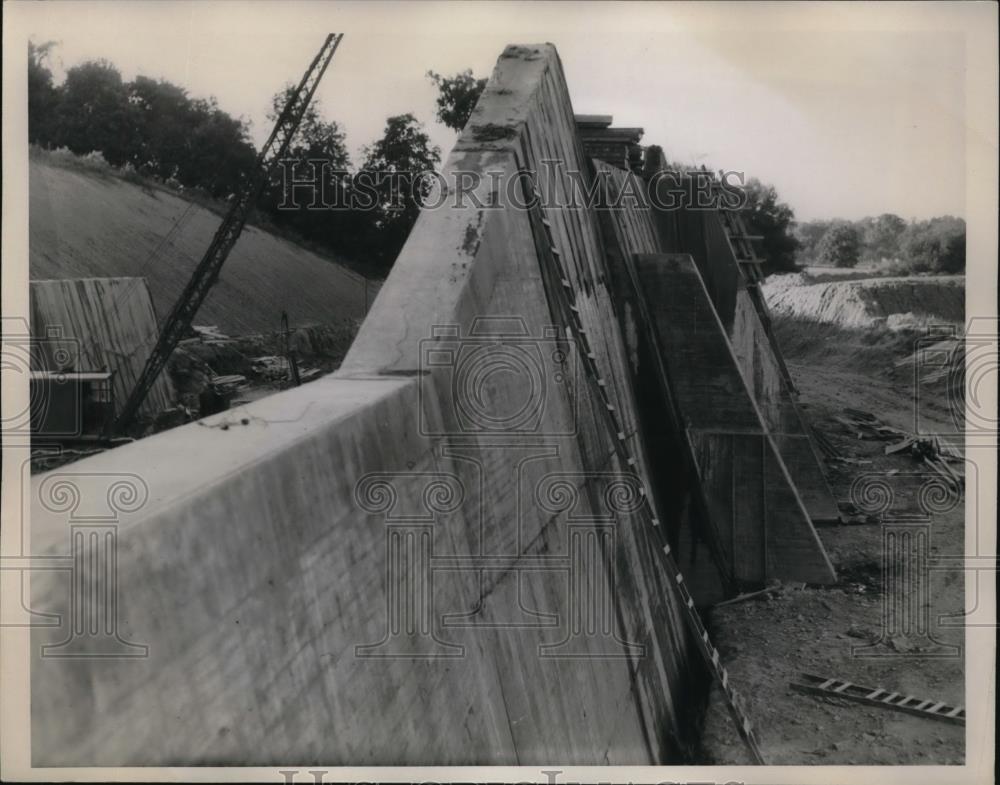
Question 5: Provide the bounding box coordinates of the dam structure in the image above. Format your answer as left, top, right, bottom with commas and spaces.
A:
28, 43, 838, 765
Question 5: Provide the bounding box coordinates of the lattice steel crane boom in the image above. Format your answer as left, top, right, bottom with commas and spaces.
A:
112, 33, 343, 434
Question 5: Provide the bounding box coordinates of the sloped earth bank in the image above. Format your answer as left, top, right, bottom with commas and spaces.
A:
29, 154, 377, 335
700, 316, 965, 764
762, 272, 964, 331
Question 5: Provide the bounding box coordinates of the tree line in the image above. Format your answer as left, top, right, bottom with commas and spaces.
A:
28, 41, 447, 277
30, 42, 962, 280
795, 214, 965, 273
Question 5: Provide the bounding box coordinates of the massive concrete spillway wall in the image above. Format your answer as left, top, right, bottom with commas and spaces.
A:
29, 44, 704, 766
589, 160, 836, 588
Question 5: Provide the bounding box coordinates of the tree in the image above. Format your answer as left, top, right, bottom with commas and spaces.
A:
358, 113, 441, 272
427, 69, 487, 132
793, 219, 831, 264
816, 221, 862, 268
261, 86, 354, 249
53, 60, 137, 166
122, 77, 255, 196
863, 212, 906, 262
267, 85, 352, 169
740, 178, 800, 274
901, 216, 965, 274
28, 41, 60, 145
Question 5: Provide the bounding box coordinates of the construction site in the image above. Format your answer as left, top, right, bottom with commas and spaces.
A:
21, 38, 970, 767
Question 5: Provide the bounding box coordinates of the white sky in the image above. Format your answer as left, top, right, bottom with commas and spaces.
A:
19, 1, 996, 221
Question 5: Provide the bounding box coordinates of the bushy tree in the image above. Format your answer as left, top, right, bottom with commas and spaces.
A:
740, 178, 800, 274
816, 221, 862, 268
261, 86, 354, 246
901, 216, 965, 274
427, 69, 487, 132
357, 114, 441, 272
793, 220, 831, 263
863, 212, 906, 262
28, 41, 60, 145
53, 60, 137, 165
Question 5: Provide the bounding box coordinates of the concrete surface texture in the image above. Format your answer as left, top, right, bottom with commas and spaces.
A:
634, 253, 836, 586
645, 165, 842, 524
30, 277, 174, 417
31, 44, 705, 766
28, 42, 848, 767
589, 160, 838, 585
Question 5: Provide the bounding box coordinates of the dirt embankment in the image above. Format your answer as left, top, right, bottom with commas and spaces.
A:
29, 154, 379, 336
699, 311, 966, 765
762, 272, 964, 331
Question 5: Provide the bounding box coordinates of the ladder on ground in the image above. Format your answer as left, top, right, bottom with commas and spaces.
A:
791, 673, 965, 726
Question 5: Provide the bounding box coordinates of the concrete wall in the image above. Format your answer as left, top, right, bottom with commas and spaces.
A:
587, 162, 835, 588
30, 44, 700, 766
647, 172, 841, 523
30, 277, 174, 417
634, 254, 835, 586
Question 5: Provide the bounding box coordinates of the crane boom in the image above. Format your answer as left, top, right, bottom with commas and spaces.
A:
112, 33, 343, 434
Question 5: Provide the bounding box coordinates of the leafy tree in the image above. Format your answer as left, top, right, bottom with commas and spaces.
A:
427, 69, 487, 132
901, 216, 965, 274
53, 60, 137, 166
816, 221, 861, 268
28, 41, 60, 145
267, 85, 351, 168
126, 76, 196, 178
358, 113, 441, 272
261, 86, 355, 250
864, 212, 906, 262
123, 77, 255, 196
740, 178, 800, 274
181, 98, 256, 197
793, 219, 831, 263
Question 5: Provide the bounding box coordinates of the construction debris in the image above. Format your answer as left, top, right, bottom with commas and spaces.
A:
713, 581, 783, 608
835, 408, 908, 441
192, 324, 231, 343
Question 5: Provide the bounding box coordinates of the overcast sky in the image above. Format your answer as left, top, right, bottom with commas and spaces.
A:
21, 1, 994, 221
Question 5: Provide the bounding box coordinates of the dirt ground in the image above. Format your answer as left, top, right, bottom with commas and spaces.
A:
700, 316, 966, 765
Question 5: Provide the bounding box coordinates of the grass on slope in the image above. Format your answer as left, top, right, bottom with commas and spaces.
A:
30, 154, 376, 336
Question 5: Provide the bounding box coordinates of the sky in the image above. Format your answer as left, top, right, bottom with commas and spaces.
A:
19, 1, 994, 221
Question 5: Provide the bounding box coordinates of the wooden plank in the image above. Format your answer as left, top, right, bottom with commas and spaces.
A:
30, 277, 175, 418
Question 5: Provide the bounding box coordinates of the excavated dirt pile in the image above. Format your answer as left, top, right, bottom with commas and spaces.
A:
762, 272, 964, 330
